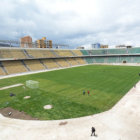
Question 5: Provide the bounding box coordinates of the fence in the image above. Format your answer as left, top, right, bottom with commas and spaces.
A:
0, 40, 68, 49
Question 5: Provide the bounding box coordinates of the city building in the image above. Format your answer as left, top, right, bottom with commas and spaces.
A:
37, 37, 47, 48
116, 45, 126, 48
48, 40, 52, 48
91, 43, 100, 49
20, 36, 32, 48
76, 46, 85, 49
100, 45, 108, 48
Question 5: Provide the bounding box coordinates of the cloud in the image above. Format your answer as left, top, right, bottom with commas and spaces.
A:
0, 0, 140, 47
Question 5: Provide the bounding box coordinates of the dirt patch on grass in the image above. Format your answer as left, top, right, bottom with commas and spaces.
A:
59, 121, 68, 126
0, 107, 38, 120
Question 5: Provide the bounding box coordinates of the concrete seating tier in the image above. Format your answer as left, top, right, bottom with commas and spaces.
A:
42, 59, 59, 69
55, 59, 70, 67
75, 58, 86, 65
128, 48, 140, 54
93, 57, 105, 63
85, 58, 94, 64
72, 50, 83, 56
130, 56, 140, 63
2, 61, 27, 74
10, 49, 27, 59
0, 67, 5, 75
107, 49, 127, 55
26, 50, 56, 58
0, 49, 13, 59
24, 60, 45, 71
54, 50, 74, 57
66, 58, 79, 66
81, 50, 89, 55
26, 50, 45, 58
41, 50, 56, 58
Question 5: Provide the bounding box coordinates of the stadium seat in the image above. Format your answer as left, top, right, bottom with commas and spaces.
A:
54, 50, 74, 57
66, 58, 79, 66
107, 49, 127, 54
25, 49, 56, 58
41, 50, 56, 58
2, 61, 27, 74
24, 60, 45, 71
93, 57, 105, 63
72, 50, 83, 56
55, 59, 70, 67
26, 49, 45, 58
0, 67, 6, 75
42, 59, 59, 69
76, 58, 86, 64
10, 49, 27, 59
85, 58, 94, 64
0, 49, 13, 59
128, 48, 140, 54
81, 50, 89, 55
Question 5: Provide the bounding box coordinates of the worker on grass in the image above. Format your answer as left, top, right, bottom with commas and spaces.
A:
83, 90, 85, 95
88, 90, 90, 95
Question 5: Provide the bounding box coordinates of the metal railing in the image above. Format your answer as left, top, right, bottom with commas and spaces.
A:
0, 39, 69, 49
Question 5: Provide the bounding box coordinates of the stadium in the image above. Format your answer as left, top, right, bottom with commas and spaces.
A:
0, 44, 140, 139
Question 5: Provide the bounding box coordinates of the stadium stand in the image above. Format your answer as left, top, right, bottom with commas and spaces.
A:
106, 57, 118, 63
55, 59, 70, 67
22, 49, 56, 59
93, 57, 105, 63
72, 50, 83, 56
87, 50, 107, 55
85, 58, 94, 64
0, 47, 140, 76
128, 48, 140, 54
26, 49, 45, 58
130, 56, 140, 63
81, 50, 89, 55
119, 57, 131, 63
66, 58, 79, 66
41, 50, 56, 58
24, 60, 45, 71
42, 59, 59, 69
75, 58, 86, 65
2, 60, 27, 74
10, 49, 27, 59
107, 48, 127, 54
25, 49, 55, 58
0, 67, 5, 75
54, 50, 74, 57
86, 48, 129, 55
0, 49, 13, 59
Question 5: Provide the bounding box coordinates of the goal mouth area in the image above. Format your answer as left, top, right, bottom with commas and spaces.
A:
26, 80, 39, 89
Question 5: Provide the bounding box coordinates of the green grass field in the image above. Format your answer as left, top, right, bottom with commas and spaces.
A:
0, 65, 139, 120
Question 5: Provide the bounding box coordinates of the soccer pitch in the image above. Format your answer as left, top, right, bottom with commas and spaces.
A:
0, 65, 139, 120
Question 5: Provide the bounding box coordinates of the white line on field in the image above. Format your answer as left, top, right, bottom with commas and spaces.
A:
0, 84, 23, 90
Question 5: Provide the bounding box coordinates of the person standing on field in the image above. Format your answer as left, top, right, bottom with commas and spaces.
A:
83, 90, 85, 95
91, 127, 96, 136
88, 90, 90, 95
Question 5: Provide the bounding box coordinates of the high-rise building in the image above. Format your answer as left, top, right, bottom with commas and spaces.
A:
91, 43, 100, 49
48, 40, 52, 48
100, 45, 108, 48
20, 36, 32, 48
37, 37, 46, 48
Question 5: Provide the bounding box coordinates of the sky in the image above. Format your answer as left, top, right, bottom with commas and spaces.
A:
0, 0, 140, 48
